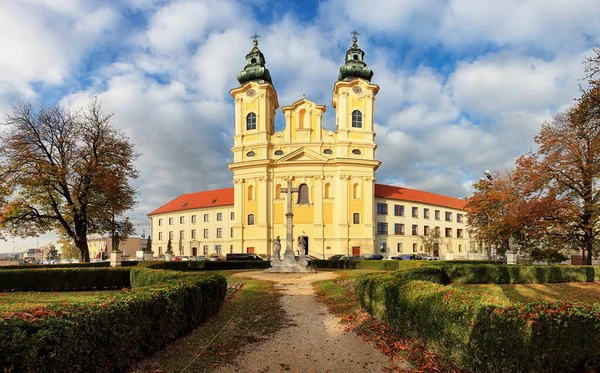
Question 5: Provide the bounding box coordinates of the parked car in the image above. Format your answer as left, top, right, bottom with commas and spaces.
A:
225, 253, 263, 261
194, 256, 209, 261
424, 256, 441, 261
344, 256, 362, 261
363, 254, 384, 260
385, 256, 403, 260
328, 254, 346, 260
175, 256, 192, 261
208, 253, 225, 261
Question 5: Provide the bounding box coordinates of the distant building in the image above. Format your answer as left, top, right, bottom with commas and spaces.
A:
87, 234, 142, 259
23, 248, 43, 263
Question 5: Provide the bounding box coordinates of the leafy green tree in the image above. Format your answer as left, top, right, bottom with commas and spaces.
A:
0, 99, 139, 262
419, 228, 443, 256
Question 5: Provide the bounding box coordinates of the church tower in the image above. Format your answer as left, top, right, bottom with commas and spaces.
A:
229, 35, 279, 254
330, 31, 380, 255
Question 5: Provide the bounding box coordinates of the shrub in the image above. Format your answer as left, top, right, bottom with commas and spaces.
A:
443, 264, 600, 284
139, 260, 271, 271
0, 268, 131, 291
0, 262, 110, 270
312, 259, 428, 270
355, 267, 600, 372
0, 268, 226, 373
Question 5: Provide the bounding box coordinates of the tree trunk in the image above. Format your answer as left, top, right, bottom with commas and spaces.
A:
585, 228, 594, 265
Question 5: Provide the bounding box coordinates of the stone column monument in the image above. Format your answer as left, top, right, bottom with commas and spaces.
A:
266, 178, 314, 273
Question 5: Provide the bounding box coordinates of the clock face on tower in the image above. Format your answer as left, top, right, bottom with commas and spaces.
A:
352, 86, 362, 94
246, 89, 256, 97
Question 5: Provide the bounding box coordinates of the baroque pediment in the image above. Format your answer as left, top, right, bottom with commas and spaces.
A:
276, 147, 328, 163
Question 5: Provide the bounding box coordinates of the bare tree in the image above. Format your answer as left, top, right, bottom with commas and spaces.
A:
0, 98, 139, 262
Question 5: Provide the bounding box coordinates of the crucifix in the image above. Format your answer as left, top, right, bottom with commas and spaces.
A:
280, 179, 299, 259
250, 33, 260, 46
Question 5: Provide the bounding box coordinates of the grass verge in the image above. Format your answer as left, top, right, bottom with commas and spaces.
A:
0, 290, 122, 312
128, 273, 292, 373
314, 270, 461, 373
452, 282, 600, 304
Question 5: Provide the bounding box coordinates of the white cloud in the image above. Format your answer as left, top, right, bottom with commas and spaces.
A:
440, 0, 600, 51
448, 51, 586, 118
143, 0, 246, 54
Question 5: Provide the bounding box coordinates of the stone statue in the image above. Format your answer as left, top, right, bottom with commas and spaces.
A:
297, 236, 306, 258
274, 236, 281, 260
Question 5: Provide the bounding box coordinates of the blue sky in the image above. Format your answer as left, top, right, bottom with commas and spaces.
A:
0, 0, 599, 253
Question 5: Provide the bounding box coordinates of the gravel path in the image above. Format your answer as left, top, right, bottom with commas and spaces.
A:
215, 271, 402, 373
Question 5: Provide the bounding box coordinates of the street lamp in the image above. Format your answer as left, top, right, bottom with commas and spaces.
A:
484, 170, 493, 181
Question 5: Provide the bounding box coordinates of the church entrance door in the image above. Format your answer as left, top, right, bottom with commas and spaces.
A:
433, 243, 439, 257
192, 247, 197, 257
352, 246, 360, 256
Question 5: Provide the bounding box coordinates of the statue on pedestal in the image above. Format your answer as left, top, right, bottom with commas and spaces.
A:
274, 236, 281, 260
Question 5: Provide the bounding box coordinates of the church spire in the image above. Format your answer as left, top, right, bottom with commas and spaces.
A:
236, 33, 273, 86
338, 31, 374, 82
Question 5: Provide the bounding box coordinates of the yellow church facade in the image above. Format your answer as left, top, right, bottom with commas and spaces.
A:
148, 35, 472, 260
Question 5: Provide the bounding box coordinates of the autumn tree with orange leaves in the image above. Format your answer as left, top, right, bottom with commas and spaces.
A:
0, 99, 139, 262
468, 50, 600, 264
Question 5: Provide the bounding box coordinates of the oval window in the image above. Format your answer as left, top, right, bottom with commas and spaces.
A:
274, 150, 284, 156
324, 149, 333, 155
352, 149, 361, 155
246, 151, 256, 157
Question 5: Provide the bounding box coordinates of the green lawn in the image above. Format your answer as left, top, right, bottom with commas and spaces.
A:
0, 290, 123, 312
452, 282, 600, 304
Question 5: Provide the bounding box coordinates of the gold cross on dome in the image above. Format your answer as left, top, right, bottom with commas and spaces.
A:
250, 33, 260, 45
351, 30, 359, 38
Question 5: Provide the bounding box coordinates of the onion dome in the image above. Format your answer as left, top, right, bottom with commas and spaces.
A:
236, 34, 273, 85
338, 31, 374, 82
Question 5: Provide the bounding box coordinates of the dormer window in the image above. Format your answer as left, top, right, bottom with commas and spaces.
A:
246, 112, 257, 130
352, 110, 362, 128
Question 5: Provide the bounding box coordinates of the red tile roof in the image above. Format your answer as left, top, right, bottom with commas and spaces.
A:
375, 184, 467, 210
148, 184, 466, 215
148, 187, 234, 216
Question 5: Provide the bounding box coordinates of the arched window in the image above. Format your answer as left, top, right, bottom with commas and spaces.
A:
246, 112, 257, 130
275, 184, 281, 199
324, 183, 331, 198
352, 183, 360, 199
297, 183, 309, 205
247, 185, 254, 201
247, 214, 255, 225
351, 110, 362, 128
353, 213, 360, 224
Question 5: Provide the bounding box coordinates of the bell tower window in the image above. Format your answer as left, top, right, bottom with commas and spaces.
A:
351, 110, 362, 128
246, 112, 257, 130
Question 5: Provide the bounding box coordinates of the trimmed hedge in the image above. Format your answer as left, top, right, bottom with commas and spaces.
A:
0, 267, 226, 373
356, 267, 600, 372
0, 262, 110, 270
140, 260, 271, 271
444, 264, 600, 284
0, 268, 131, 291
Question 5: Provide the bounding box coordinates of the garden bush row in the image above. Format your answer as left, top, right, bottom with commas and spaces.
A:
355, 267, 600, 372
444, 263, 600, 284
0, 267, 227, 372
0, 267, 131, 291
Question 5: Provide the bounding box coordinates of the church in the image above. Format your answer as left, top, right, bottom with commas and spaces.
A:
148, 34, 471, 260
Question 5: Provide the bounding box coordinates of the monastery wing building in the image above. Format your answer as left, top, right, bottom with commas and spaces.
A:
148, 35, 472, 260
